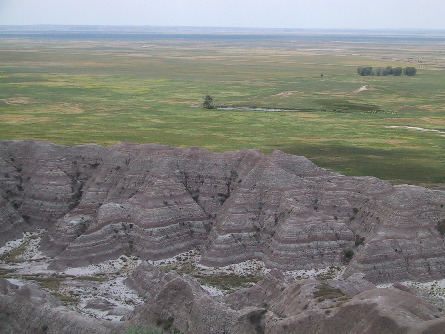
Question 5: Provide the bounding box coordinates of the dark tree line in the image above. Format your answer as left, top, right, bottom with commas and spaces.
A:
357, 66, 416, 76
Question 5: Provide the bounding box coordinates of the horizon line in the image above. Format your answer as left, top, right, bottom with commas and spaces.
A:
1, 24, 445, 32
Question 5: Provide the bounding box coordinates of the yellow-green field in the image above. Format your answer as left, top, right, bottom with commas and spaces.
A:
0, 29, 444, 187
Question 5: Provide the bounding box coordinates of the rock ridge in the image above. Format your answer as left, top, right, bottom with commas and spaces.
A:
0, 140, 444, 283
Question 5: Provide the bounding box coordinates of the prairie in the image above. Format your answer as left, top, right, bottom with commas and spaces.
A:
0, 27, 444, 187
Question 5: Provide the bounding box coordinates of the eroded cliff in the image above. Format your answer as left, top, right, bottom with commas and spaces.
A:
1, 140, 445, 333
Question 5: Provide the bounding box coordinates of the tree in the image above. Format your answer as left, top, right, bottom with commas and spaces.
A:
373, 67, 383, 76
357, 66, 373, 76
203, 94, 215, 109
357, 65, 416, 77
404, 67, 417, 76
382, 66, 393, 76
392, 67, 403, 76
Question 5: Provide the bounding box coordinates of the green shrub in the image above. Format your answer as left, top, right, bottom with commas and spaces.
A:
314, 283, 345, 302
156, 316, 174, 331
123, 325, 163, 334
355, 234, 365, 246
344, 248, 354, 259
437, 219, 445, 236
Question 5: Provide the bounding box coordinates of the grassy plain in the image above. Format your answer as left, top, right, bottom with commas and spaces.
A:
0, 28, 444, 187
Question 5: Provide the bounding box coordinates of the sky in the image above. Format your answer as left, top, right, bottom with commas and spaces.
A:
1, 0, 445, 30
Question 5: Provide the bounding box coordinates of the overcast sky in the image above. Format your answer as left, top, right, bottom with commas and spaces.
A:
1, 0, 445, 30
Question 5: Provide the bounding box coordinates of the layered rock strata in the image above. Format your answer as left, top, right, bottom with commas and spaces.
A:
124, 261, 445, 334
0, 140, 444, 283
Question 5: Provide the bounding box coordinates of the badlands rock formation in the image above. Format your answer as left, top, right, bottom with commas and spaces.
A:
1, 140, 445, 333
0, 278, 124, 334
125, 263, 445, 334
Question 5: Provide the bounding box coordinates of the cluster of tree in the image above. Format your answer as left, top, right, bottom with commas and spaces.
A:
357, 66, 417, 76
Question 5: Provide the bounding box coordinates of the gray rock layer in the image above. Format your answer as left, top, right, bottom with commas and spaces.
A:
1, 140, 444, 283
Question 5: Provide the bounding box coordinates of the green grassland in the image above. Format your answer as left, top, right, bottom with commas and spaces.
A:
0, 30, 444, 187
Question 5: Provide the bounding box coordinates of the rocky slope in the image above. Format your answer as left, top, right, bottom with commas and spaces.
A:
1, 140, 445, 333
0, 278, 124, 334
125, 263, 445, 334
